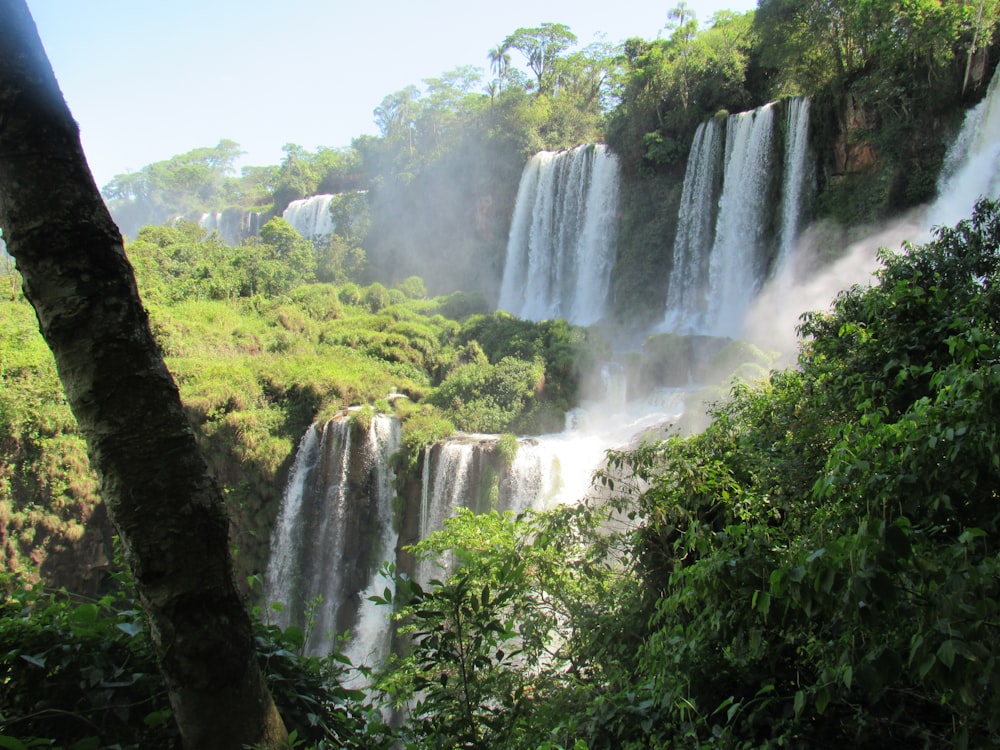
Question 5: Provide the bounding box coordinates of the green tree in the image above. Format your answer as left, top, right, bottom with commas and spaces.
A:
606, 10, 754, 168
375, 502, 633, 749
374, 85, 422, 141
259, 216, 315, 286
316, 234, 366, 285
272, 142, 321, 211
503, 23, 578, 94
754, 0, 981, 99
329, 190, 371, 246
101, 139, 246, 237
664, 2, 699, 112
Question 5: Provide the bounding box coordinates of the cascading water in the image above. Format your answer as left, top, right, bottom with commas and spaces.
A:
416, 440, 484, 584
663, 118, 724, 333
663, 98, 813, 338
282, 194, 336, 240
704, 104, 776, 338
502, 432, 609, 513
776, 97, 814, 272
498, 144, 621, 326
264, 413, 400, 667
199, 208, 261, 246
927, 65, 1000, 229
411, 425, 626, 583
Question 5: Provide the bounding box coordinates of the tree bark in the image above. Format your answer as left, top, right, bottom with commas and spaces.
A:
0, 2, 287, 747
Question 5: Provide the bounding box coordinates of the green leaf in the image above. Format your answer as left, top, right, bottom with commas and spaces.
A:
918, 653, 937, 679
69, 602, 100, 636
282, 625, 305, 651
793, 689, 806, 717
116, 621, 142, 638
815, 687, 831, 715
937, 639, 956, 670
958, 528, 986, 545
18, 654, 45, 668
755, 591, 770, 617
806, 547, 826, 563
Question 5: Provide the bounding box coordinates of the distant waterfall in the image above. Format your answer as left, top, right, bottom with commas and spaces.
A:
199, 208, 261, 246
283, 194, 336, 240
498, 144, 621, 326
264, 414, 400, 664
663, 99, 813, 338
927, 66, 1000, 229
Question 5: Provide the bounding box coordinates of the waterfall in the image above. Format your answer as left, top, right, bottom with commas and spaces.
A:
776, 97, 814, 271
266, 390, 686, 661
502, 433, 607, 514
663, 118, 724, 333
927, 66, 1000, 229
498, 144, 621, 326
412, 428, 614, 581
282, 194, 337, 240
663, 102, 792, 338
416, 440, 483, 584
264, 413, 400, 664
705, 104, 776, 337
199, 208, 262, 246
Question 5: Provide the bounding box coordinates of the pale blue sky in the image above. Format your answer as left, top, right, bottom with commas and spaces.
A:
25, 0, 757, 188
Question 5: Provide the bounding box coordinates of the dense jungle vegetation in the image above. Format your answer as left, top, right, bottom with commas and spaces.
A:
3, 0, 1000, 747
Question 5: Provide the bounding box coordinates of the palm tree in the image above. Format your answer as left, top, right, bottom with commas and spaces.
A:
488, 43, 511, 93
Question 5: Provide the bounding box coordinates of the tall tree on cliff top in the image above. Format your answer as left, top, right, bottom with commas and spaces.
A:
0, 3, 287, 748
503, 22, 577, 94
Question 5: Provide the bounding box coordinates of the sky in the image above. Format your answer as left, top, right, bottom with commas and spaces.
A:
25, 0, 758, 189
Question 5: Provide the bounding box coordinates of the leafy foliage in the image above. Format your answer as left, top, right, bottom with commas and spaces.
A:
0, 570, 392, 749
0, 299, 101, 583
372, 503, 638, 750
0, 570, 175, 748
592, 200, 1000, 747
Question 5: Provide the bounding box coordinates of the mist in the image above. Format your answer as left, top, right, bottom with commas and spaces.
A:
744, 208, 931, 362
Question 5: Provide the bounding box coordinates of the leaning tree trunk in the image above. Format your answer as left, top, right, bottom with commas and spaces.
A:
0, 3, 287, 747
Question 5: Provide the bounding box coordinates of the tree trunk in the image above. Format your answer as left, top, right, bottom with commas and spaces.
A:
0, 3, 288, 747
